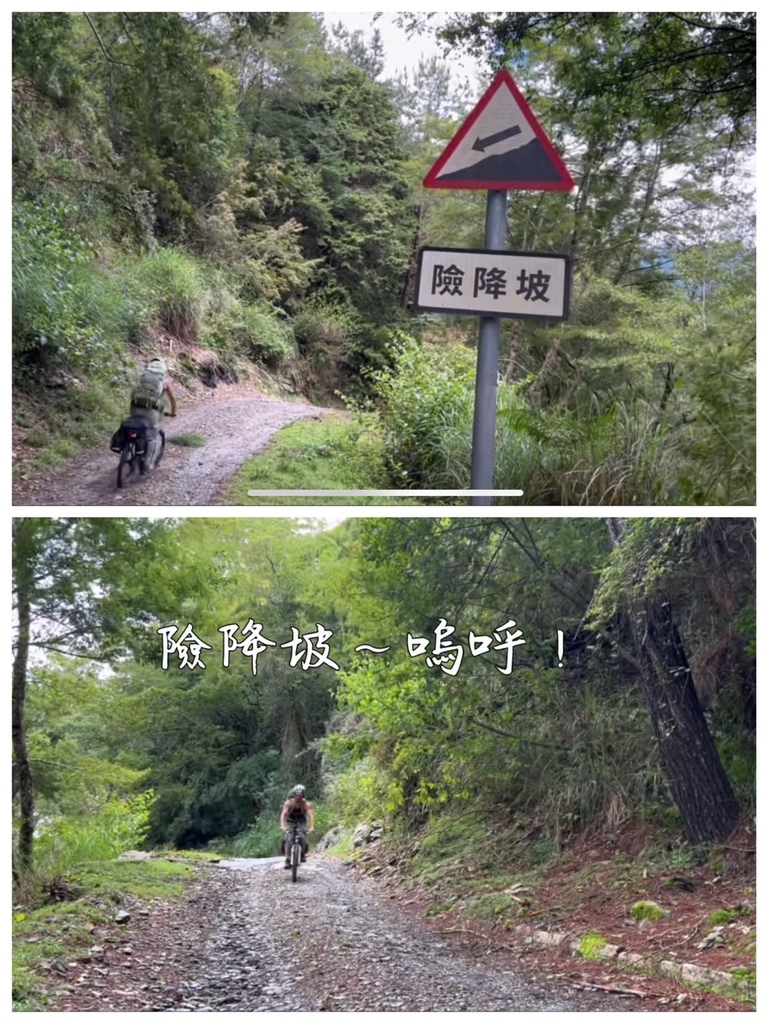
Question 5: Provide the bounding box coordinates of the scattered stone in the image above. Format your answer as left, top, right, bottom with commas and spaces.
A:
697, 926, 726, 950
617, 951, 644, 967
351, 824, 371, 848
315, 828, 344, 852
680, 962, 740, 990
660, 960, 682, 979
119, 851, 151, 861
351, 822, 384, 848
114, 910, 131, 925
531, 930, 567, 949
45, 372, 84, 390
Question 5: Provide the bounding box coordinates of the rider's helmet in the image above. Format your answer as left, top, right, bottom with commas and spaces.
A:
147, 357, 167, 375
291, 784, 306, 797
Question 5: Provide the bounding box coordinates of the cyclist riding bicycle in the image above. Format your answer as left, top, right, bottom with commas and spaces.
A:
112, 357, 176, 469
279, 785, 315, 869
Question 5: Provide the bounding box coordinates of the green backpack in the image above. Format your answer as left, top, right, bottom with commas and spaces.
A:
131, 368, 165, 412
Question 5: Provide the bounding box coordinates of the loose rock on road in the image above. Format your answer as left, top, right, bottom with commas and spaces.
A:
53, 856, 639, 1012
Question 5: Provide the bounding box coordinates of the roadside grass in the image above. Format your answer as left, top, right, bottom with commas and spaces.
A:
168, 431, 206, 447
12, 859, 197, 1011
222, 412, 434, 506
398, 809, 545, 921
371, 811, 754, 1006
68, 859, 195, 901
216, 815, 285, 859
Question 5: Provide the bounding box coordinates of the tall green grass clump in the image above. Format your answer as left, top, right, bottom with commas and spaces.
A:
224, 813, 285, 858
502, 674, 664, 843
291, 298, 364, 398
494, 399, 681, 504
682, 338, 756, 504
128, 248, 207, 343
369, 333, 476, 487
196, 271, 296, 365
326, 755, 394, 826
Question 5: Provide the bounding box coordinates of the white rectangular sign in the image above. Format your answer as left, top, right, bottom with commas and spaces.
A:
414, 247, 571, 321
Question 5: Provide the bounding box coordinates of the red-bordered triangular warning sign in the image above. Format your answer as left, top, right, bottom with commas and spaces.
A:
423, 69, 574, 191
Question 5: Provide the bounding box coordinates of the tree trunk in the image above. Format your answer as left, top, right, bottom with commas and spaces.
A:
12, 520, 35, 875
399, 204, 423, 309
611, 141, 663, 286
527, 336, 561, 408
606, 518, 740, 845
632, 598, 740, 844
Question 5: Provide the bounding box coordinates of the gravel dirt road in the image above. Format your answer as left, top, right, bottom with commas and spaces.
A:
13, 394, 329, 506
51, 856, 640, 1013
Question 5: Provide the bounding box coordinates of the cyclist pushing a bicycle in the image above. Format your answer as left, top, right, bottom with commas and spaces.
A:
280, 785, 315, 869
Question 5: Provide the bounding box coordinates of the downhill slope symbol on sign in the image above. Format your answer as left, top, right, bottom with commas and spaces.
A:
424, 69, 574, 191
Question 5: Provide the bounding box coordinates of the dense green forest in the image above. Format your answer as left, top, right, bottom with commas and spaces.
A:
13, 517, 755, 888
12, 12, 755, 503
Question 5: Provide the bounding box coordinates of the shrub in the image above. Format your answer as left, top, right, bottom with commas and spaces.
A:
235, 304, 296, 366
292, 299, 359, 356
13, 195, 127, 379
33, 793, 154, 879
494, 399, 680, 504
326, 756, 392, 826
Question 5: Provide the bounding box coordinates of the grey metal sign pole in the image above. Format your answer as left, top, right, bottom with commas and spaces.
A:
470, 188, 508, 506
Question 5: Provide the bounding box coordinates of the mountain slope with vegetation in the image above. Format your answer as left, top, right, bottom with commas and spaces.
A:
12, 12, 755, 502
12, 516, 756, 1007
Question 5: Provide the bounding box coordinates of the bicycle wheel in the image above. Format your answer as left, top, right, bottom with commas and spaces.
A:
117, 444, 137, 488
291, 840, 300, 882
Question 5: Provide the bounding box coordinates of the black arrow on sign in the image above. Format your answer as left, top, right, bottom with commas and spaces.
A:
471, 125, 522, 152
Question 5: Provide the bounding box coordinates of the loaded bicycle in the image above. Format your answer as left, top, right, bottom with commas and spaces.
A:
112, 416, 166, 489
